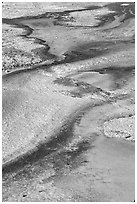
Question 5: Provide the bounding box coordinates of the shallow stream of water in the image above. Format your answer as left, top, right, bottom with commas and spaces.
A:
2, 2, 135, 202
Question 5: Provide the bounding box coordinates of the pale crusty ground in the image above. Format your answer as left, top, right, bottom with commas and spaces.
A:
2, 2, 108, 18
2, 23, 45, 72
2, 2, 134, 72
2, 2, 135, 202
51, 48, 134, 77
3, 1, 135, 166
2, 72, 93, 164
104, 116, 135, 141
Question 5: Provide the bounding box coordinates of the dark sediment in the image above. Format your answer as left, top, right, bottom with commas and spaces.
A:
2, 2, 135, 202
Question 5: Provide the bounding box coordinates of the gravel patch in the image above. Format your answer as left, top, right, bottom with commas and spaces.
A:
104, 116, 135, 141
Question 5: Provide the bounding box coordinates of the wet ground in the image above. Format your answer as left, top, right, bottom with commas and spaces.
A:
2, 2, 135, 202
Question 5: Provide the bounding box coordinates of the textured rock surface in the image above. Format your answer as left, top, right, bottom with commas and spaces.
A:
2, 2, 135, 202
104, 116, 135, 141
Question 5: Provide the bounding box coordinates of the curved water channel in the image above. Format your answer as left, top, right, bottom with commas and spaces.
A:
2, 2, 135, 202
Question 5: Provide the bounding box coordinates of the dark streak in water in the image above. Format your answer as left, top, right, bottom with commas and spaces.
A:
94, 2, 135, 28
2, 18, 57, 62
2, 97, 111, 177
2, 5, 102, 22
93, 66, 135, 75
54, 76, 110, 98
2, 2, 135, 76
2, 107, 83, 176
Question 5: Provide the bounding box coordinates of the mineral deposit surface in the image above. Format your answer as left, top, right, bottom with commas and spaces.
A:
2, 2, 135, 202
